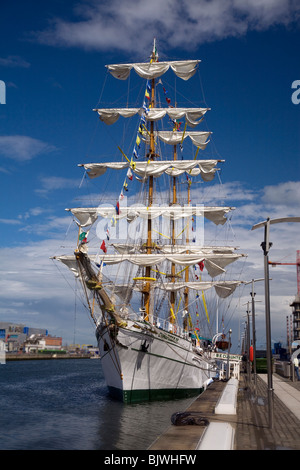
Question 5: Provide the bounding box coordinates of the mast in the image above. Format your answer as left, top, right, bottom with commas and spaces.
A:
66, 45, 245, 333
169, 139, 177, 325
183, 177, 191, 331
144, 43, 157, 321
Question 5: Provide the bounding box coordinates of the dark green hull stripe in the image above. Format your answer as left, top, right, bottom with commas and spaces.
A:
108, 385, 205, 404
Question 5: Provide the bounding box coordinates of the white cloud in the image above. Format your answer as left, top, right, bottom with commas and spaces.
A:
0, 55, 30, 68
225, 179, 300, 229
0, 218, 22, 225
37, 176, 81, 191
0, 239, 96, 343
191, 181, 257, 206
35, 176, 82, 198
22, 207, 45, 220
0, 166, 9, 174
19, 215, 76, 237
31, 0, 300, 52
0, 135, 56, 162
0, 241, 68, 305
262, 181, 300, 209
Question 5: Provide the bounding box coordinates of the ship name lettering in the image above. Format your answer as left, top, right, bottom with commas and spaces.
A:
158, 332, 179, 343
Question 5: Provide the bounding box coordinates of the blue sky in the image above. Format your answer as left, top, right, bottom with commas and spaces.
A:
0, 0, 299, 350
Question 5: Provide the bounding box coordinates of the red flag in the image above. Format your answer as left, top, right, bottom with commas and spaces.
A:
198, 261, 204, 271
100, 240, 107, 253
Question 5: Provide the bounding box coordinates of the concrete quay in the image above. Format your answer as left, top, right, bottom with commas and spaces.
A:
148, 373, 300, 450
4, 353, 91, 361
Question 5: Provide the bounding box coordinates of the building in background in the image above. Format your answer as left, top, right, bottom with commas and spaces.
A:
0, 322, 98, 357
0, 322, 50, 352
24, 335, 62, 353
291, 294, 300, 344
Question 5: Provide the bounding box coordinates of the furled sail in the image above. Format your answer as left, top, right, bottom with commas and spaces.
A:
107, 60, 200, 81
156, 131, 211, 149
154, 280, 242, 298
91, 253, 244, 277
66, 204, 235, 227
53, 252, 244, 278
94, 107, 209, 127
114, 280, 242, 299
79, 159, 222, 181
94, 108, 140, 125
112, 243, 238, 255
52, 255, 80, 277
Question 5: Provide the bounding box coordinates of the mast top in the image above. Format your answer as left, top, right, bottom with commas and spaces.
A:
151, 38, 158, 63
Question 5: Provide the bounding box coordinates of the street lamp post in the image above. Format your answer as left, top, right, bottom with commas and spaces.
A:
243, 298, 260, 388
245, 278, 264, 393
246, 303, 251, 384
251, 216, 300, 429
226, 328, 232, 380
251, 280, 257, 392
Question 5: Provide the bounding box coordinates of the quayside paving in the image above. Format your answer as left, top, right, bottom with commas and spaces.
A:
149, 373, 300, 450
235, 373, 300, 450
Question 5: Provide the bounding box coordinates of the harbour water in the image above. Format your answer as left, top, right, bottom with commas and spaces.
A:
0, 358, 195, 450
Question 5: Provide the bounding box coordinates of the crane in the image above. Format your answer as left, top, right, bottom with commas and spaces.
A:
269, 250, 300, 295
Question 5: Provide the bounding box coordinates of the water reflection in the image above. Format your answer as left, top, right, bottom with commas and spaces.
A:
94, 390, 195, 450
0, 359, 196, 450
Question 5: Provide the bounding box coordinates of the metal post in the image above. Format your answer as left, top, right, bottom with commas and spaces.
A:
246, 303, 251, 385
226, 329, 232, 380
262, 218, 274, 429
244, 278, 263, 393
251, 280, 257, 393
251, 216, 300, 429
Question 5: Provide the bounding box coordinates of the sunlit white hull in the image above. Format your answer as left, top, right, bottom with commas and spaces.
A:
96, 320, 216, 403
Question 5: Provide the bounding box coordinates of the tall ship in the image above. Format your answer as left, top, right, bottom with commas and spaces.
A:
53, 41, 246, 403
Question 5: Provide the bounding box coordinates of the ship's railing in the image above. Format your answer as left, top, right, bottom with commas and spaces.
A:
96, 309, 188, 340
126, 311, 188, 340
153, 318, 189, 339
212, 352, 242, 381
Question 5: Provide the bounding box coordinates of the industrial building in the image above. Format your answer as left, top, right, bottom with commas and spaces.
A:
0, 322, 61, 353
291, 294, 300, 343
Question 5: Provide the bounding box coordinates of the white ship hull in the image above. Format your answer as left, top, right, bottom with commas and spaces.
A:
96, 320, 216, 403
